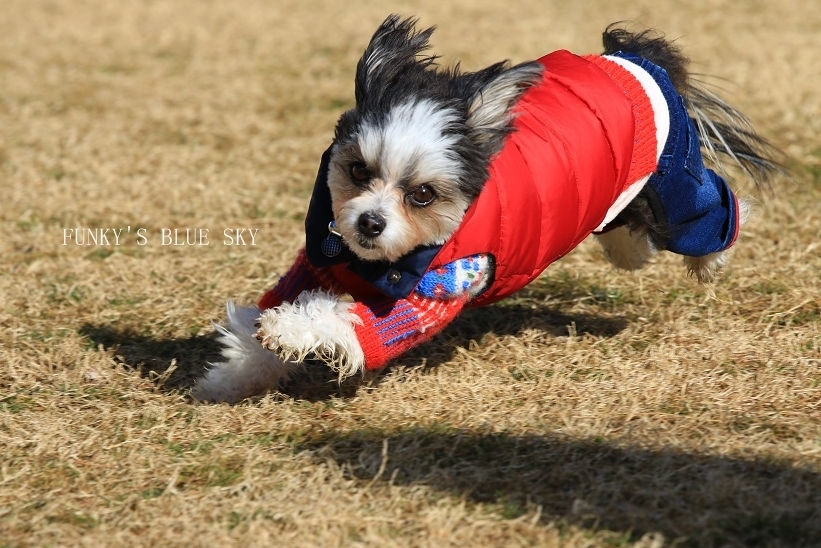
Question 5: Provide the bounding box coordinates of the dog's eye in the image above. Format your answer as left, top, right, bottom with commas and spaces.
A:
408, 185, 437, 206
349, 162, 371, 184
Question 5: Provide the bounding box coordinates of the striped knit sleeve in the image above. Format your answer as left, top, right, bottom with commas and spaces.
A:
258, 248, 339, 310
352, 292, 468, 371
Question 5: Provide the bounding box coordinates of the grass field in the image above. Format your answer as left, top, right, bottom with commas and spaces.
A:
1, 0, 820, 546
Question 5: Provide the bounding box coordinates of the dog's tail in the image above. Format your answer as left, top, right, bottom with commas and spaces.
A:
601, 24, 783, 190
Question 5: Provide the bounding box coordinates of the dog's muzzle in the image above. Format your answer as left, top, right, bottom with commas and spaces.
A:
357, 211, 386, 239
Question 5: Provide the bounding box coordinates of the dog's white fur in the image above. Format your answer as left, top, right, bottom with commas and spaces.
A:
193, 293, 365, 402
359, 100, 465, 188
192, 302, 302, 404
594, 226, 658, 271
256, 289, 365, 378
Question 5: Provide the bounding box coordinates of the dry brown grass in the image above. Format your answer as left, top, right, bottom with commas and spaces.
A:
1, 0, 820, 546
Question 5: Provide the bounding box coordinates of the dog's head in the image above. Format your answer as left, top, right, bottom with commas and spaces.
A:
326, 15, 542, 263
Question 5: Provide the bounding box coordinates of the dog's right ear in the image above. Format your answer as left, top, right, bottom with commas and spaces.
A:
354, 15, 436, 105
457, 61, 543, 154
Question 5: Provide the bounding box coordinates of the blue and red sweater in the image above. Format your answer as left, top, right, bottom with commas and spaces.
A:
259, 51, 741, 370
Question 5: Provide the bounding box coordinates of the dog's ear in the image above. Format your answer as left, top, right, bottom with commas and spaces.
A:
457, 62, 543, 150
355, 15, 436, 105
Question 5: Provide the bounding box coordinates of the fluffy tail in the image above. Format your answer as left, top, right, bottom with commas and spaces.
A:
601, 24, 783, 190
191, 302, 300, 403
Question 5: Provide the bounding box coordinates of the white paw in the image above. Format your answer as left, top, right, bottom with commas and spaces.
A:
683, 250, 731, 284
255, 290, 366, 378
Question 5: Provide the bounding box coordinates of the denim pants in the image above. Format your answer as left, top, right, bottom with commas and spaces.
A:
612, 52, 740, 257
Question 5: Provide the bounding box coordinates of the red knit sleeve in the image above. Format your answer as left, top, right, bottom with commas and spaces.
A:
258, 248, 339, 310
351, 292, 467, 371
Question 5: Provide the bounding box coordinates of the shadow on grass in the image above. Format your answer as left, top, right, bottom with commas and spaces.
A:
79, 323, 371, 400
79, 296, 627, 400
297, 427, 821, 547
404, 270, 632, 367
79, 324, 224, 391
402, 299, 628, 370
79, 275, 628, 397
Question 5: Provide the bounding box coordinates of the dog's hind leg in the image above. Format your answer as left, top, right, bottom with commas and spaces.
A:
681, 197, 751, 284
682, 250, 731, 284
594, 225, 658, 271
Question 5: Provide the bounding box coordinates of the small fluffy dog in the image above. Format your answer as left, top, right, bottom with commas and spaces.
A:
193, 16, 779, 403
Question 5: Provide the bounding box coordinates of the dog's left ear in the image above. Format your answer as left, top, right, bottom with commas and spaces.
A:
457, 61, 543, 151
354, 15, 436, 106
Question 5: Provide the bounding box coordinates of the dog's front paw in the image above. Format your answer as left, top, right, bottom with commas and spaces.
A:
255, 290, 366, 377
254, 307, 314, 359
254, 313, 280, 350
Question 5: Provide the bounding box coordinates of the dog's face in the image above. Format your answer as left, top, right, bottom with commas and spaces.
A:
326, 15, 542, 263
328, 100, 472, 262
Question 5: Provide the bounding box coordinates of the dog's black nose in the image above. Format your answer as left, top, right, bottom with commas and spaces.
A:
357, 212, 386, 238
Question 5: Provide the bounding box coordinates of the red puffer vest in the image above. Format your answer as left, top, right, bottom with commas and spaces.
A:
422, 50, 656, 306
301, 50, 657, 307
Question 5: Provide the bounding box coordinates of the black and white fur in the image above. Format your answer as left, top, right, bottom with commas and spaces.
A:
328, 16, 543, 263
192, 16, 779, 403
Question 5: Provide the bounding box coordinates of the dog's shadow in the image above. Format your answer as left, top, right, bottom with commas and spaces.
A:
296, 427, 821, 546
79, 324, 224, 393
402, 294, 627, 369
80, 278, 627, 400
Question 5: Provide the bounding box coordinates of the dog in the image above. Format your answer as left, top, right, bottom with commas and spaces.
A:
193, 15, 779, 403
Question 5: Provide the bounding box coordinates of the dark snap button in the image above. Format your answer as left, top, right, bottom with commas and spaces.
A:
386, 269, 401, 284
